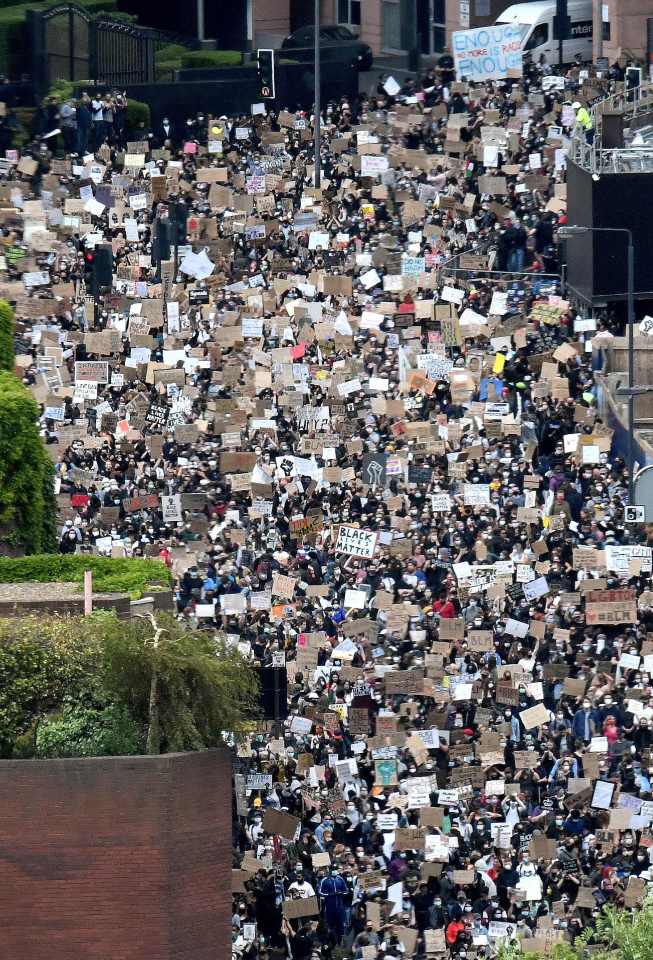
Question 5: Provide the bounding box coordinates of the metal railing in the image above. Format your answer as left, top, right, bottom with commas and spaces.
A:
435, 236, 561, 288
570, 81, 653, 173
438, 267, 560, 286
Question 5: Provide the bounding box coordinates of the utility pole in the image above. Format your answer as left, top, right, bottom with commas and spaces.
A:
555, 0, 567, 65
314, 0, 321, 188
627, 237, 635, 505
169, 199, 179, 280
197, 0, 205, 42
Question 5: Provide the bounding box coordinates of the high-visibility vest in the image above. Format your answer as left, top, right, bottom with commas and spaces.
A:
576, 107, 593, 131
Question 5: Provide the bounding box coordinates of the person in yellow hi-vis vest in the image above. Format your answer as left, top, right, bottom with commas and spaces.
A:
572, 101, 594, 144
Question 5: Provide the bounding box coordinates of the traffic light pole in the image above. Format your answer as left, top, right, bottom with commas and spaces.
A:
314, 0, 321, 188
555, 0, 567, 65
169, 200, 178, 281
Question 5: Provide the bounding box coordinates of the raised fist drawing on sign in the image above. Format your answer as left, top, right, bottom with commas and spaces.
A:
366, 460, 383, 487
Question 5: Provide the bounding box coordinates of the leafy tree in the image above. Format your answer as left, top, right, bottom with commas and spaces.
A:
0, 613, 259, 758
99, 612, 260, 754
499, 897, 653, 960
0, 371, 57, 553
0, 299, 14, 372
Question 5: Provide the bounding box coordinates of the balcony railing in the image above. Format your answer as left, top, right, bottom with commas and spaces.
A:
569, 81, 653, 173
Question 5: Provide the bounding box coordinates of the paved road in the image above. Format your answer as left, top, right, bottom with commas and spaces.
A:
357, 55, 419, 96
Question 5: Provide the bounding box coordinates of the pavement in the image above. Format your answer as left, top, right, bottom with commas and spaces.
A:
358, 53, 435, 95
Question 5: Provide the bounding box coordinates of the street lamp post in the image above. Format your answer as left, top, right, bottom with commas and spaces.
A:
197, 0, 204, 42
558, 225, 635, 503
314, 0, 321, 188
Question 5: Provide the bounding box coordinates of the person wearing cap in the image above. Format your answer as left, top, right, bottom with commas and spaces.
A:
573, 101, 594, 143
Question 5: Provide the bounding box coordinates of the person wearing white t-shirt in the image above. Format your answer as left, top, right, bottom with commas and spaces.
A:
288, 868, 316, 899
91, 97, 104, 147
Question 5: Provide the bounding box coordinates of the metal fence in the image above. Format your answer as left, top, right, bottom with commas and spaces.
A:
29, 3, 159, 95
569, 81, 653, 173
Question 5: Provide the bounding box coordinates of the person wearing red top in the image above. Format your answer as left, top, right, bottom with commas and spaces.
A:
603, 715, 619, 745
433, 591, 456, 618
446, 920, 465, 945
398, 293, 415, 313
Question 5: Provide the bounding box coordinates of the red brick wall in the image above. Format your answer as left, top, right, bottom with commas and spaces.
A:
0, 751, 232, 960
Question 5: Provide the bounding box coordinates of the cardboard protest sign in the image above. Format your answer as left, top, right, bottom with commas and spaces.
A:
452, 25, 522, 81
263, 809, 300, 840
335, 525, 378, 559
282, 896, 320, 918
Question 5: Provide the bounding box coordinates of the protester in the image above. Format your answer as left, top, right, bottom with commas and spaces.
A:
1, 50, 648, 960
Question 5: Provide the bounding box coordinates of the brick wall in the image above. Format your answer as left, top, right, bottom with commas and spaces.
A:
0, 751, 232, 960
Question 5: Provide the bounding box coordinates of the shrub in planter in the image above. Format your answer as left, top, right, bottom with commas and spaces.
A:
179, 49, 243, 69
125, 98, 151, 136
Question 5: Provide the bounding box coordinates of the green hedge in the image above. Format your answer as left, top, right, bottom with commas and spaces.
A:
156, 42, 187, 61
179, 49, 243, 69
0, 555, 173, 598
0, 372, 56, 554
0, 0, 116, 76
0, 300, 14, 372
125, 97, 150, 135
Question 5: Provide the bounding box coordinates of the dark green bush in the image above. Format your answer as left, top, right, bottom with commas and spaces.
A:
0, 299, 14, 372
96, 9, 137, 23
13, 106, 36, 149
0, 612, 259, 758
179, 49, 243, 69
0, 372, 56, 554
125, 98, 151, 135
0, 555, 172, 597
156, 41, 187, 61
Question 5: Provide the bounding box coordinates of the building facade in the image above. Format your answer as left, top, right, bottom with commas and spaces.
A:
592, 0, 653, 64
0, 751, 232, 960
252, 0, 504, 56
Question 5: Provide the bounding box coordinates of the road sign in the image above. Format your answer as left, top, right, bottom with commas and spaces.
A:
633, 466, 653, 522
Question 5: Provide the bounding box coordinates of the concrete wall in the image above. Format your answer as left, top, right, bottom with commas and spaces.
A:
605, 337, 653, 421
593, 0, 653, 62
361, 0, 384, 54
254, 0, 290, 48
0, 751, 232, 960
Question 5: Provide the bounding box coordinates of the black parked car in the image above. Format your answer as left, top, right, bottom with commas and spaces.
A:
281, 24, 373, 71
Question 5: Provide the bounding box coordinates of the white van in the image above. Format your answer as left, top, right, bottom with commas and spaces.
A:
495, 0, 593, 65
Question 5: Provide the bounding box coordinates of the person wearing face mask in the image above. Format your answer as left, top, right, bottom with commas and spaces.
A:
572, 699, 597, 744
592, 695, 623, 729
504, 709, 521, 744
632, 848, 651, 876
318, 867, 349, 942
429, 896, 447, 929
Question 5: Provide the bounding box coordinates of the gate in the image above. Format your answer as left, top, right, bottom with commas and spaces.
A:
29, 3, 157, 95
94, 18, 156, 87
29, 3, 92, 91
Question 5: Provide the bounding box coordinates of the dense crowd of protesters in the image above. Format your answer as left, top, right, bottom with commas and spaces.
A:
1, 43, 651, 960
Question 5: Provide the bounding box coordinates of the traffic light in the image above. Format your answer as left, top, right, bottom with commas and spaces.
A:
168, 201, 188, 245
83, 244, 113, 294
257, 48, 276, 99
153, 218, 172, 267
258, 666, 288, 720
553, 0, 570, 38
83, 249, 94, 289
93, 244, 113, 292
